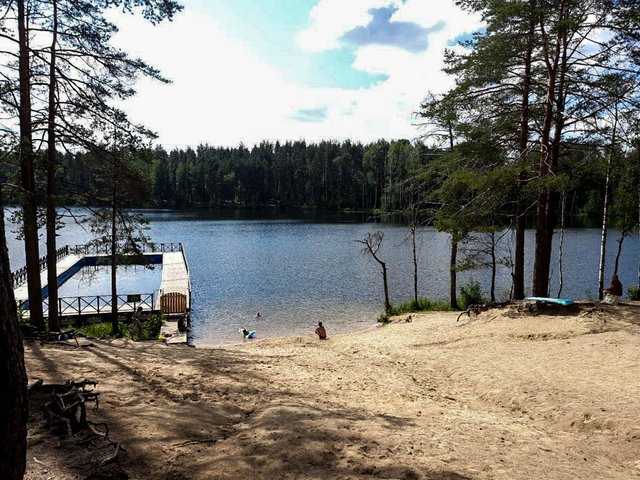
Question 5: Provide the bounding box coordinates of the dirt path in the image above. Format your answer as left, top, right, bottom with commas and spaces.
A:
24, 302, 640, 479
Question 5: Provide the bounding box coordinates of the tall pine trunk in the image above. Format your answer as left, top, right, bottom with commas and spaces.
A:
513, 0, 536, 300
450, 235, 459, 310
46, 0, 60, 331
111, 178, 119, 336
557, 192, 566, 297
18, 0, 44, 329
533, 3, 568, 296
0, 188, 29, 480
490, 231, 496, 303
412, 223, 418, 305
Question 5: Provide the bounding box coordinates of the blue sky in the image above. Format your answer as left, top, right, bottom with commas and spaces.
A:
190, 0, 387, 89
113, 0, 482, 148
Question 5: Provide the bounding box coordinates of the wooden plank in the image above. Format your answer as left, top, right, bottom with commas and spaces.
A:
14, 254, 82, 304
160, 320, 187, 344
156, 251, 191, 311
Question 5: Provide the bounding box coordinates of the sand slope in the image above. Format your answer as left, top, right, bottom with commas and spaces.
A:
24, 302, 640, 479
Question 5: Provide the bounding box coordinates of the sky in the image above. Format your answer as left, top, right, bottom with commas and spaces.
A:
112, 0, 482, 149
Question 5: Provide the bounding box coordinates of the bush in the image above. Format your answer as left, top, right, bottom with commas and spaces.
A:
459, 280, 487, 310
143, 314, 163, 340
629, 286, 640, 301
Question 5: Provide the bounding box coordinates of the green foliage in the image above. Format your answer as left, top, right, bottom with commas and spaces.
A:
143, 314, 163, 340
377, 298, 453, 322
390, 298, 452, 315
459, 280, 487, 310
70, 315, 163, 341
17, 305, 29, 326
70, 321, 128, 339
629, 286, 640, 301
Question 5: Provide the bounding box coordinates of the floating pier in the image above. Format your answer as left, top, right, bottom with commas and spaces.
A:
13, 243, 191, 344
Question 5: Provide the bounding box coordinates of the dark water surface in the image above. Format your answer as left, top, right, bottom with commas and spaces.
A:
5, 208, 640, 345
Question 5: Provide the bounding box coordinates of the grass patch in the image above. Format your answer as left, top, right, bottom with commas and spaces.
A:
378, 298, 452, 323
68, 321, 130, 339
68, 314, 163, 340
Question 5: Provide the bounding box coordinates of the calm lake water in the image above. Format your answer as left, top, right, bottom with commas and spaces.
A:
57, 265, 162, 298
5, 208, 640, 345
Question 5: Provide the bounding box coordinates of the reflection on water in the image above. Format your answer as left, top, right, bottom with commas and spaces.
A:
57, 265, 161, 298
5, 208, 640, 345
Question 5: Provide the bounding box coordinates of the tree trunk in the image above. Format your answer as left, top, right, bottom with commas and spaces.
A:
450, 235, 459, 310
598, 155, 612, 300
411, 216, 418, 305
0, 189, 29, 480
18, 0, 44, 329
46, 0, 60, 331
613, 234, 624, 277
382, 262, 390, 313
557, 192, 566, 297
513, 194, 526, 299
513, 0, 536, 300
598, 108, 617, 299
490, 232, 496, 303
533, 3, 567, 297
111, 182, 119, 336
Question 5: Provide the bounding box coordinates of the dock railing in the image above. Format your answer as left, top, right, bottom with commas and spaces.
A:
69, 242, 183, 256
11, 245, 70, 289
47, 292, 156, 316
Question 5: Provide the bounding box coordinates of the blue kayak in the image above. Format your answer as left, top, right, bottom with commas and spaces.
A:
524, 297, 574, 306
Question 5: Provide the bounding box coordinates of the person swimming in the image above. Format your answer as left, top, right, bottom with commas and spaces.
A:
255, 312, 261, 318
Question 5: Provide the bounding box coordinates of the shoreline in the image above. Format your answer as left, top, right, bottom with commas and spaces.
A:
193, 319, 382, 349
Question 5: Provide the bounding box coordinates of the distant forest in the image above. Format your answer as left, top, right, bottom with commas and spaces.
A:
2, 138, 625, 224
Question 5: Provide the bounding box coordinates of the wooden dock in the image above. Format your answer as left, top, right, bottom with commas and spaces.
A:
156, 249, 192, 345
13, 243, 192, 345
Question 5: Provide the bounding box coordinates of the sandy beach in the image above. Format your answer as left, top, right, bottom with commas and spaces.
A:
23, 302, 640, 480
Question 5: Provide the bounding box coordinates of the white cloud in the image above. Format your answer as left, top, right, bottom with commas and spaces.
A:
110, 1, 482, 148
295, 0, 398, 52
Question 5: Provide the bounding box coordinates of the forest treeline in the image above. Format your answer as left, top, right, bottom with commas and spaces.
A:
1, 138, 631, 225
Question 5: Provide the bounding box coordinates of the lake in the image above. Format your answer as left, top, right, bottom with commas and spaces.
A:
5, 208, 639, 345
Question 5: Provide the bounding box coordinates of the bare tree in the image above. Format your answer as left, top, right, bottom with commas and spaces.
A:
357, 232, 391, 314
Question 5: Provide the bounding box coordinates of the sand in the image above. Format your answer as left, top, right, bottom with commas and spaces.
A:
23, 301, 640, 480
